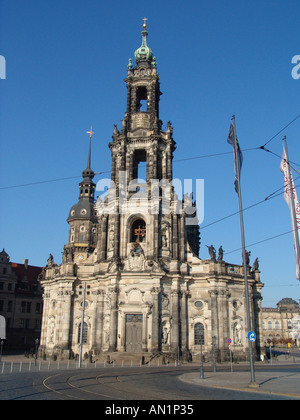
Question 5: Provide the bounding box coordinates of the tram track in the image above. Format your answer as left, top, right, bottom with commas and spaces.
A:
40, 366, 196, 400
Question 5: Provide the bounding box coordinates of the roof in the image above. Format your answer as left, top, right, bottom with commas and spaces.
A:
10, 263, 43, 294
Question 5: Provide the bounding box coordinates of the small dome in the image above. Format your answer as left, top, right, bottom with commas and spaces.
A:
68, 200, 96, 221
277, 297, 299, 311
134, 26, 153, 64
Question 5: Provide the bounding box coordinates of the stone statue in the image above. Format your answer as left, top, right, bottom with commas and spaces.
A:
163, 327, 169, 345
245, 250, 251, 266
206, 245, 216, 261
108, 226, 115, 251
47, 254, 55, 268
233, 322, 242, 345
252, 258, 259, 272
218, 246, 224, 262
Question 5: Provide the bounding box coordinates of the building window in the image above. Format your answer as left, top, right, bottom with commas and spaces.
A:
21, 302, 31, 314
194, 323, 205, 345
78, 322, 88, 344
194, 301, 203, 309
136, 86, 148, 112
133, 150, 147, 182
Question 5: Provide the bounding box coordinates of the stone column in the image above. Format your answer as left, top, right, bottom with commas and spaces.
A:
151, 287, 161, 352
114, 214, 120, 259
142, 311, 148, 352
118, 311, 126, 352
108, 286, 119, 352
218, 286, 230, 360
99, 216, 108, 261
179, 215, 185, 262
92, 289, 105, 352
171, 289, 180, 353
180, 290, 188, 352
40, 288, 50, 352
172, 214, 179, 260
61, 287, 73, 352
209, 288, 219, 347
253, 292, 263, 359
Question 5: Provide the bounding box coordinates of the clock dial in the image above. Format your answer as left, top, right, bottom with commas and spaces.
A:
76, 254, 85, 263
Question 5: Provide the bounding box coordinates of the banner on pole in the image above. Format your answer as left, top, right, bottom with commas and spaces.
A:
280, 146, 300, 279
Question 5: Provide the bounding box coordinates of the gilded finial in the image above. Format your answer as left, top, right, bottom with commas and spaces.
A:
86, 126, 94, 140
142, 17, 148, 29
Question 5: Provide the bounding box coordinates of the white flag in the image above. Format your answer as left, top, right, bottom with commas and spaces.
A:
280, 146, 300, 279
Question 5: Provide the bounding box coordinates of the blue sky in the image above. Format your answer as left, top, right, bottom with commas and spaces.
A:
0, 0, 299, 307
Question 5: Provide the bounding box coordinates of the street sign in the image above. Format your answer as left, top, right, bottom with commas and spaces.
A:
228, 344, 232, 351
227, 338, 232, 344
247, 331, 256, 342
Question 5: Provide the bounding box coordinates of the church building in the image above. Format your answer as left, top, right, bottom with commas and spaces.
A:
40, 22, 264, 362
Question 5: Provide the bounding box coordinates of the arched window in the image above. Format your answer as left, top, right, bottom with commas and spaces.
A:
136, 86, 148, 112
133, 149, 147, 182
194, 323, 205, 345
78, 322, 88, 344
131, 219, 146, 243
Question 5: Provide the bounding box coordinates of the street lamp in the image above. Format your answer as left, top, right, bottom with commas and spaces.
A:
212, 336, 217, 373
34, 339, 39, 366
0, 340, 4, 363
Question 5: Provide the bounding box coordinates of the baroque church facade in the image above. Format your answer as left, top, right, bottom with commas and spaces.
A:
40, 22, 264, 362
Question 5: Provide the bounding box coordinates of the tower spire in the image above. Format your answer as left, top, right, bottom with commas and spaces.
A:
86, 126, 94, 170
82, 127, 95, 181
134, 18, 153, 65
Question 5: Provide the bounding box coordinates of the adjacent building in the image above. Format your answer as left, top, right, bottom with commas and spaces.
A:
0, 249, 43, 350
262, 298, 300, 346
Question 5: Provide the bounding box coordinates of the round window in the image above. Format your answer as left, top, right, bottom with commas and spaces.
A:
195, 301, 203, 309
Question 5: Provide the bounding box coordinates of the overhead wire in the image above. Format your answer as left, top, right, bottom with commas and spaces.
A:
1, 112, 299, 190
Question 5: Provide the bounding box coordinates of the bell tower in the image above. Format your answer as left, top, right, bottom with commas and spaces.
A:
65, 128, 98, 264
96, 19, 189, 268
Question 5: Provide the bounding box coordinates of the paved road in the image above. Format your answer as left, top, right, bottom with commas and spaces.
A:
0, 363, 299, 402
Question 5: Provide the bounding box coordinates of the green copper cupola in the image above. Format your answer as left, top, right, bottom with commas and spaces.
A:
134, 19, 154, 65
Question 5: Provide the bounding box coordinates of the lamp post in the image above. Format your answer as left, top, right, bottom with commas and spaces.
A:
34, 339, 39, 367
0, 340, 4, 363
212, 336, 217, 373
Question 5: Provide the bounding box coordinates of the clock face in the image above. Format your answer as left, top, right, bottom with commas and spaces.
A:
76, 254, 85, 263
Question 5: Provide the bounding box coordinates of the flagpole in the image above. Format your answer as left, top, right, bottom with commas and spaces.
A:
283, 136, 300, 279
232, 115, 257, 387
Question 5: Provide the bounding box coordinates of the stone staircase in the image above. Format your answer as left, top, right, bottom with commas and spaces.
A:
91, 351, 181, 366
